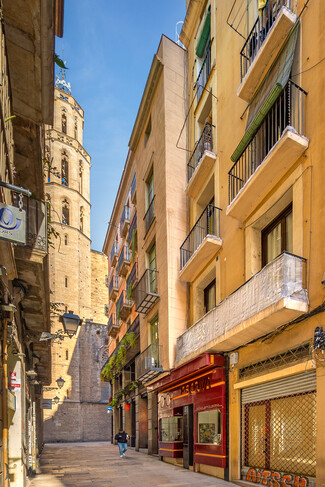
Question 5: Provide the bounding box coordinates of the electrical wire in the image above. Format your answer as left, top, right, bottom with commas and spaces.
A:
291, 56, 325, 78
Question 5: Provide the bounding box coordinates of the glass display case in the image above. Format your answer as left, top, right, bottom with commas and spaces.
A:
197, 409, 222, 445
160, 417, 183, 442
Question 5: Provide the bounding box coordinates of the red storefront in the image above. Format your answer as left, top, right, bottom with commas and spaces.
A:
153, 353, 226, 474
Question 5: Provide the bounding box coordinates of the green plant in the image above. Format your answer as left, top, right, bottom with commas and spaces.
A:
126, 283, 132, 300
116, 305, 121, 321
4, 115, 15, 123
55, 54, 68, 69
100, 332, 137, 384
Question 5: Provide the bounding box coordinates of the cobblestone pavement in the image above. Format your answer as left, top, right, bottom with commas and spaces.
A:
29, 442, 236, 487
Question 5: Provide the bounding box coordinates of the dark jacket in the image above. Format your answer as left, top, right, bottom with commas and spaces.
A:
115, 431, 128, 443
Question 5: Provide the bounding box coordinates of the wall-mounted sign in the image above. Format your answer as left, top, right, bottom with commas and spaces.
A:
9, 371, 21, 391
41, 399, 52, 410
0, 203, 26, 244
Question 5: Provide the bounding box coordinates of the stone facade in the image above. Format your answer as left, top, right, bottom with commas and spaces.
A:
43, 82, 111, 443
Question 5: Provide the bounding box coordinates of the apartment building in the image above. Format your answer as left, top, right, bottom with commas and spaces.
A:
151, 0, 325, 484
102, 35, 187, 453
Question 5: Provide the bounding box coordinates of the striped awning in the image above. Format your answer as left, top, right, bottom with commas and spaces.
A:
231, 23, 299, 162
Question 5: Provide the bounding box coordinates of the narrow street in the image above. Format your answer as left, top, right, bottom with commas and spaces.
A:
29, 442, 234, 487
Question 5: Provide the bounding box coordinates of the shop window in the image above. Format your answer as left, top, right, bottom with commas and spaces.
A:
204, 278, 216, 313
197, 409, 222, 445
262, 204, 293, 266
160, 417, 183, 442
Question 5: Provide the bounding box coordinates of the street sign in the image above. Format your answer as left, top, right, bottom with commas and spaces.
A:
107, 406, 113, 414
0, 203, 26, 244
41, 399, 52, 409
9, 372, 21, 391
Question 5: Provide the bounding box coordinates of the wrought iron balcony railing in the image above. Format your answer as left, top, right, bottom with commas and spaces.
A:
180, 204, 222, 271
117, 244, 130, 277
240, 0, 291, 81
144, 197, 155, 235
108, 313, 120, 338
135, 344, 163, 383
120, 205, 130, 237
109, 274, 119, 300
228, 80, 306, 204
131, 173, 136, 203
196, 40, 211, 103
110, 241, 119, 266
126, 261, 138, 291
187, 123, 213, 183
127, 210, 137, 246
134, 269, 159, 314
116, 290, 133, 321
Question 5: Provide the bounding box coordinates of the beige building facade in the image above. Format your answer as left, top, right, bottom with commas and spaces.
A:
43, 79, 111, 443
102, 35, 188, 452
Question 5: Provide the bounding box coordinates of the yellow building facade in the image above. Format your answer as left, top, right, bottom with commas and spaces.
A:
171, 0, 324, 483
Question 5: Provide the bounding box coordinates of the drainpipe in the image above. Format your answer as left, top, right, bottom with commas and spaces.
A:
2, 317, 9, 487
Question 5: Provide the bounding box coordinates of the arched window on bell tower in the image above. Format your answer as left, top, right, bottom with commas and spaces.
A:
62, 111, 67, 134
74, 117, 78, 140
61, 151, 69, 186
80, 206, 84, 233
79, 161, 83, 194
62, 199, 70, 225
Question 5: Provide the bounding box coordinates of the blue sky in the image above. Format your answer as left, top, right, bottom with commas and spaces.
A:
55, 1, 185, 251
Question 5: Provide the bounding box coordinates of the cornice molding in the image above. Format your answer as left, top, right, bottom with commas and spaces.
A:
180, 0, 206, 48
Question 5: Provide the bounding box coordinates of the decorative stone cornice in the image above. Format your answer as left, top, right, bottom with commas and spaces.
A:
46, 128, 91, 163
180, 0, 205, 48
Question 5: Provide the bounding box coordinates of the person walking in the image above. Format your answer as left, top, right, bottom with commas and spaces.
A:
115, 428, 128, 458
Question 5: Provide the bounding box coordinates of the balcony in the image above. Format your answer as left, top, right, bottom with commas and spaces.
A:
238, 0, 296, 102
176, 252, 308, 365
108, 313, 120, 338
135, 344, 163, 383
196, 40, 211, 104
131, 173, 136, 204
116, 290, 132, 322
134, 269, 159, 314
129, 315, 140, 336
109, 274, 119, 300
110, 242, 119, 267
227, 80, 308, 221
126, 261, 138, 292
179, 205, 222, 282
127, 210, 137, 248
120, 205, 130, 238
117, 244, 130, 277
144, 197, 155, 235
186, 123, 216, 199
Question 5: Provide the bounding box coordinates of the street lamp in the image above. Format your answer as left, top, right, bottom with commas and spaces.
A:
53, 396, 60, 405
59, 310, 82, 338
56, 377, 65, 389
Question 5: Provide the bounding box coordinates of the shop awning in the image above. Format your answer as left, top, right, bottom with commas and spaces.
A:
195, 10, 211, 58
231, 24, 299, 163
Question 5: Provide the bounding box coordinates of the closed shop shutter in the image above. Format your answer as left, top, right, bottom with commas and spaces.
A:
242, 370, 316, 404
241, 370, 316, 478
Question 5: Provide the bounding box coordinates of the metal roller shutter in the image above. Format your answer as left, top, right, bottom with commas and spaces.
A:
242, 370, 316, 404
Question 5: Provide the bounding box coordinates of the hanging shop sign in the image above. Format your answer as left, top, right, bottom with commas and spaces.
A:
0, 203, 26, 244
9, 371, 21, 391
41, 399, 52, 409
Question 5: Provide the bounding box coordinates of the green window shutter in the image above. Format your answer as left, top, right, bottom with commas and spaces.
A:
195, 11, 211, 58
231, 25, 299, 163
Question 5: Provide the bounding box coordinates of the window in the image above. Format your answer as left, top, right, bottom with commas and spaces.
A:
61, 152, 69, 186
64, 305, 68, 313
160, 417, 183, 442
62, 199, 70, 225
62, 112, 67, 134
80, 206, 84, 232
64, 234, 68, 246
66, 389, 70, 399
66, 350, 69, 360
146, 170, 154, 208
79, 161, 83, 194
197, 409, 222, 445
150, 315, 160, 367
74, 117, 78, 139
204, 279, 216, 313
262, 204, 293, 266
65, 277, 68, 287
144, 116, 151, 146
148, 243, 157, 293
